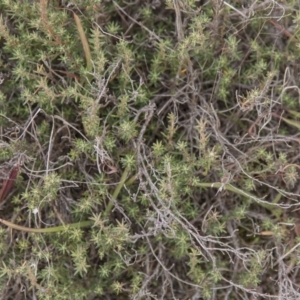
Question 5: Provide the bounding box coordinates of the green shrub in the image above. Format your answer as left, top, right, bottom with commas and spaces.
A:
0, 0, 299, 299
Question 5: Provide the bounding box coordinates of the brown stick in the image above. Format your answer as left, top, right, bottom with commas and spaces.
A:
0, 165, 19, 203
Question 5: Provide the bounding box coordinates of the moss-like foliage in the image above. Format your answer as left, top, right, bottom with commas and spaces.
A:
0, 0, 300, 299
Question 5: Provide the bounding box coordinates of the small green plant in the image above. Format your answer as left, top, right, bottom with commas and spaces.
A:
0, 0, 300, 299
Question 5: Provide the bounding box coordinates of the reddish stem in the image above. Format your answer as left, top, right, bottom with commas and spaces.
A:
0, 165, 19, 203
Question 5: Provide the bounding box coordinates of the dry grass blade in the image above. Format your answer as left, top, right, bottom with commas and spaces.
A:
73, 12, 92, 72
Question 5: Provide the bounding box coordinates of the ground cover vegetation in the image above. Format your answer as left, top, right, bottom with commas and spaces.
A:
0, 0, 300, 299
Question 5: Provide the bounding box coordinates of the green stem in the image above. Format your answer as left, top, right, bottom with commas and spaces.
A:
104, 165, 131, 217
0, 218, 92, 233
125, 173, 138, 186
198, 182, 282, 217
